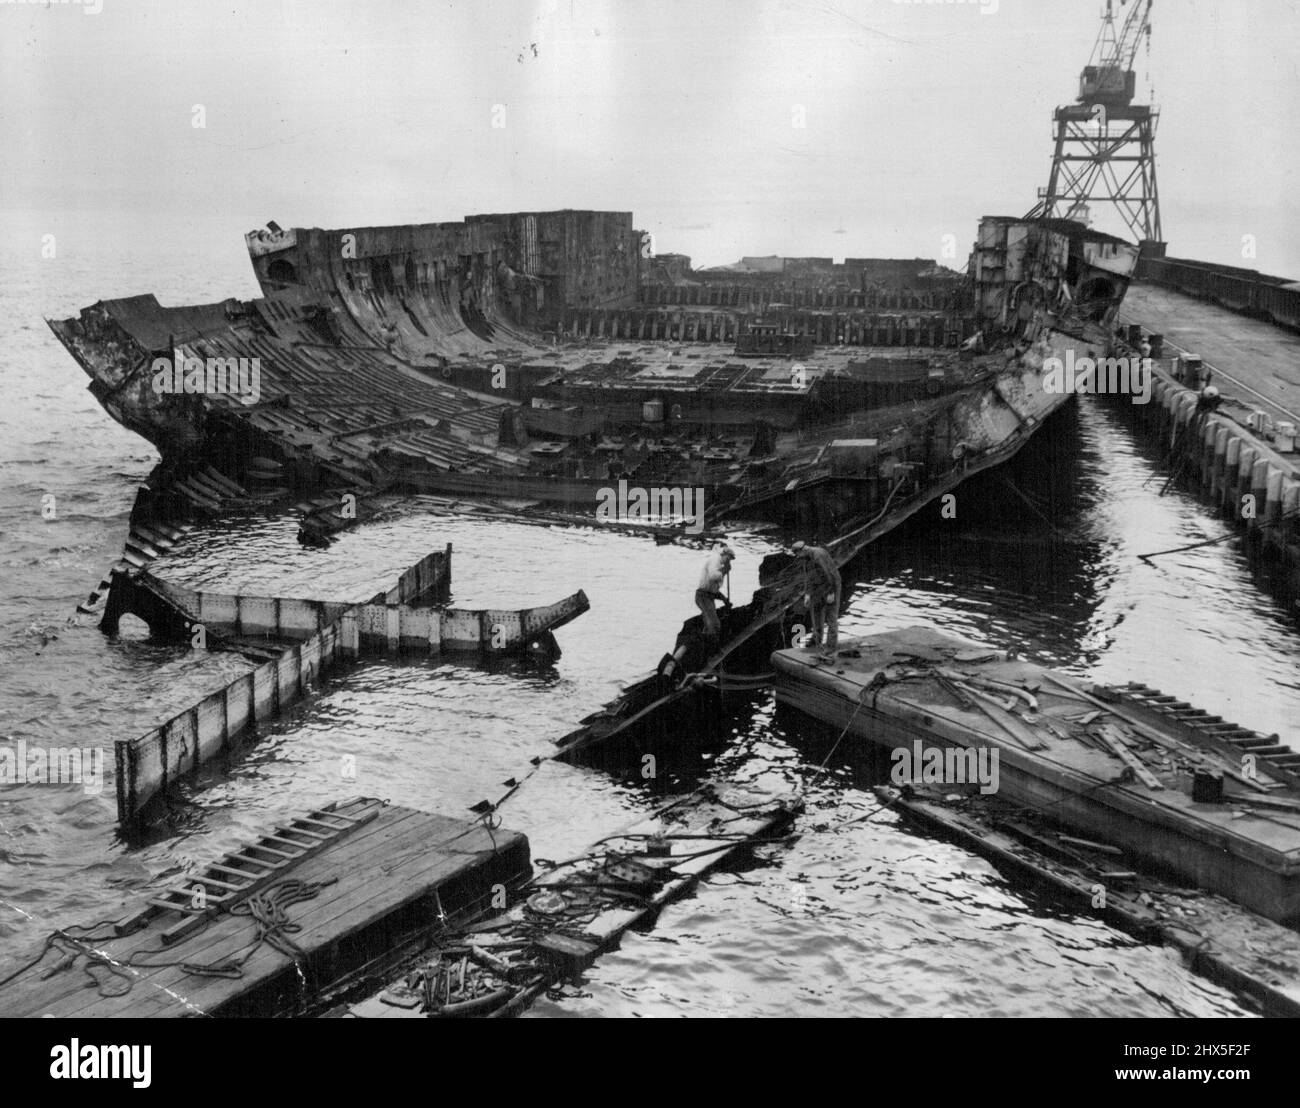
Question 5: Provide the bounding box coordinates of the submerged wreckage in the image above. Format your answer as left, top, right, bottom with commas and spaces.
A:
50, 210, 1138, 542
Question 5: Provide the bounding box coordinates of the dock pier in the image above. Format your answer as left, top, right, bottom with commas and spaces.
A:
1114, 281, 1300, 595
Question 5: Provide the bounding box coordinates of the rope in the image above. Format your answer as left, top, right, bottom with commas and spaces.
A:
528, 785, 791, 878
827, 473, 912, 559
175, 877, 337, 980
0, 929, 136, 998
1157, 409, 1209, 496
0, 893, 343, 1006
838, 788, 909, 827
813, 674, 887, 776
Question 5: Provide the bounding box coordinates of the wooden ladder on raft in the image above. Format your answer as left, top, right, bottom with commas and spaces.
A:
112, 799, 382, 945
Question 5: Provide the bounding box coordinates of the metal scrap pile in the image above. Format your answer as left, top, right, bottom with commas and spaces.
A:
376, 845, 677, 1018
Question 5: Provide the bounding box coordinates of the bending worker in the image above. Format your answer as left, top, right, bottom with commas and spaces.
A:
792, 540, 841, 659
696, 543, 735, 643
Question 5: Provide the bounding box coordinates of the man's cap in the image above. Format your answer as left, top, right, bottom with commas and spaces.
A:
791, 540, 807, 553
719, 544, 735, 559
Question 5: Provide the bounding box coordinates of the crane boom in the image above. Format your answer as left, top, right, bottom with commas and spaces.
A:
1112, 0, 1153, 71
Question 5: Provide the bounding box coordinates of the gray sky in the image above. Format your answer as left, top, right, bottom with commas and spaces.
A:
3, 0, 1297, 273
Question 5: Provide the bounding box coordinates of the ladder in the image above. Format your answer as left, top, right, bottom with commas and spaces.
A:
1114, 684, 1300, 790
114, 798, 381, 944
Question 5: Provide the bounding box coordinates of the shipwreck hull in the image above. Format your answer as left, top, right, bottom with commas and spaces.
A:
48, 212, 1142, 784
49, 213, 1136, 544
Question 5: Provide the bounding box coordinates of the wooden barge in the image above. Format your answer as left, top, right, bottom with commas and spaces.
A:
0, 798, 530, 1018
879, 785, 1300, 1016
772, 627, 1300, 922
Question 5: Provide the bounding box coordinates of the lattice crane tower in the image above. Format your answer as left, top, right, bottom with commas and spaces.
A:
1027, 0, 1163, 250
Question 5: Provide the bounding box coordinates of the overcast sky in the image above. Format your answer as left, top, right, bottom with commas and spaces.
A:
2, 0, 1297, 273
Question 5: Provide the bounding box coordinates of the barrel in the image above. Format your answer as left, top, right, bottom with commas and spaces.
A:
643, 398, 664, 423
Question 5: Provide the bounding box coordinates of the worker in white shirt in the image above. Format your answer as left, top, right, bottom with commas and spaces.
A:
792, 540, 841, 659
696, 544, 734, 642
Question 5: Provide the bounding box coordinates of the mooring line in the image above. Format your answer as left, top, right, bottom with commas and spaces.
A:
1138, 506, 1300, 562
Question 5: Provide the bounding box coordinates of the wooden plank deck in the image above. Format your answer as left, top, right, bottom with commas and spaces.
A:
0, 799, 529, 1018
772, 628, 1300, 921
1122, 283, 1300, 426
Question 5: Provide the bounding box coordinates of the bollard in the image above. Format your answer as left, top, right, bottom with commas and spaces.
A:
1236, 446, 1258, 520
1250, 459, 1270, 530
1223, 437, 1242, 511
1212, 425, 1229, 499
